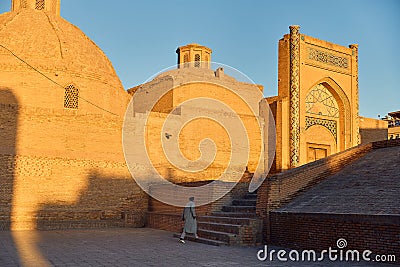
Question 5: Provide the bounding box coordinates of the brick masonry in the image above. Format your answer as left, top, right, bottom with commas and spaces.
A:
256, 142, 375, 223
270, 212, 400, 261
256, 138, 400, 261
0, 153, 148, 230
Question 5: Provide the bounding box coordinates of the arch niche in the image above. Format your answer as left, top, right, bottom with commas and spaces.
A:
303, 77, 351, 163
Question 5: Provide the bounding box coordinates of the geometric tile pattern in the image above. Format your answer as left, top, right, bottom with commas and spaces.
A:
305, 116, 337, 140
308, 47, 348, 69
289, 25, 301, 168
64, 84, 79, 109
194, 54, 201, 68
305, 84, 339, 118
35, 0, 45, 10
349, 44, 360, 144
183, 54, 189, 68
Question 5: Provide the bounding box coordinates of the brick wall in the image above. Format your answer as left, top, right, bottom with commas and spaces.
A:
146, 213, 182, 233
0, 153, 148, 230
0, 103, 126, 162
270, 212, 399, 261
359, 116, 388, 144
256, 139, 400, 260
256, 143, 373, 223
255, 140, 400, 242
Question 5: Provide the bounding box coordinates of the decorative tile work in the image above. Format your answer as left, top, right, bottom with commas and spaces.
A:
305, 84, 339, 118
35, 0, 45, 10
308, 47, 348, 69
349, 44, 360, 145
64, 84, 79, 109
289, 25, 300, 168
305, 116, 337, 140
194, 54, 201, 68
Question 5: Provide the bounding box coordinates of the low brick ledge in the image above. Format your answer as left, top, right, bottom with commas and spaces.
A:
270, 211, 400, 224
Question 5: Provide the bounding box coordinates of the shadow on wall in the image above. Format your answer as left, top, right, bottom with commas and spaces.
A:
0, 88, 27, 266
36, 170, 148, 229
0, 88, 18, 230
0, 88, 148, 265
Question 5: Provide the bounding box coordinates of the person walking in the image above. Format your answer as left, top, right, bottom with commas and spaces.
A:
179, 196, 198, 243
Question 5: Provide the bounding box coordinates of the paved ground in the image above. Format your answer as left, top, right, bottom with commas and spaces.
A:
0, 228, 396, 267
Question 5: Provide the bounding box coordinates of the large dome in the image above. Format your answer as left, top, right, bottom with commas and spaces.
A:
0, 8, 128, 116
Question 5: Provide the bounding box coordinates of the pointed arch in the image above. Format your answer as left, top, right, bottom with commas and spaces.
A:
305, 84, 339, 118
305, 77, 352, 149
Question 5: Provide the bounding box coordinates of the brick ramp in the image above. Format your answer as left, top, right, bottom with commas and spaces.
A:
276, 145, 400, 214
269, 141, 400, 261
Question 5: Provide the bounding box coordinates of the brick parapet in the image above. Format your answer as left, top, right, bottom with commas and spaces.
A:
256, 138, 400, 243
270, 212, 400, 262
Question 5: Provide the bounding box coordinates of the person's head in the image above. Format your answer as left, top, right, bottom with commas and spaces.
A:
189, 196, 194, 201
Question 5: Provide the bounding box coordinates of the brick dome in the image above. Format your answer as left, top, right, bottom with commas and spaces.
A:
0, 8, 128, 116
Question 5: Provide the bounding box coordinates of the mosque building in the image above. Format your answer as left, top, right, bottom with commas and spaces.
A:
0, 0, 388, 232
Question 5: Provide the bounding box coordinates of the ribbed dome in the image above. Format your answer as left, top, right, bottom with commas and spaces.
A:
0, 8, 128, 116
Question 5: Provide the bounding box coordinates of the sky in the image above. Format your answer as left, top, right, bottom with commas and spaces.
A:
0, 0, 399, 118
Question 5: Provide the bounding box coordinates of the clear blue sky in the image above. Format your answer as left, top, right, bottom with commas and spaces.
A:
1, 0, 399, 118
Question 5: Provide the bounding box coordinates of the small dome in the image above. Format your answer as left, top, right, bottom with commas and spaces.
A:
0, 8, 128, 116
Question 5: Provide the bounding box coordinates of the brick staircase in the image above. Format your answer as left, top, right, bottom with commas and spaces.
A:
174, 191, 262, 246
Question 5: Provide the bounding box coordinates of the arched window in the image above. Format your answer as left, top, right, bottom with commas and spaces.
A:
35, 0, 45, 10
305, 84, 339, 118
183, 54, 189, 68
64, 84, 79, 109
194, 54, 201, 68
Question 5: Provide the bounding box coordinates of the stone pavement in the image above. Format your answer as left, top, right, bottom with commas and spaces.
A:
0, 228, 395, 267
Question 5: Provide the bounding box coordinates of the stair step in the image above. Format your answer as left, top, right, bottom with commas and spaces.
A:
197, 229, 236, 243
232, 199, 257, 206
199, 216, 255, 225
172, 233, 227, 246
198, 221, 241, 234
210, 212, 257, 218
222, 205, 256, 213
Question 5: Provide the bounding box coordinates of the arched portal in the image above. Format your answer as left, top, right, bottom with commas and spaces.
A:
303, 79, 350, 162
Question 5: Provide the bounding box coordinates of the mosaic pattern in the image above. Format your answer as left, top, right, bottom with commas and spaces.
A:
64, 84, 79, 109
308, 47, 348, 69
194, 54, 201, 68
305, 116, 337, 140
183, 54, 189, 68
35, 0, 45, 10
305, 84, 339, 118
349, 44, 360, 144
289, 25, 300, 167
